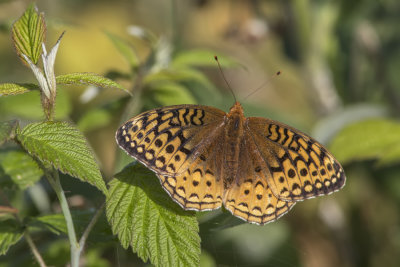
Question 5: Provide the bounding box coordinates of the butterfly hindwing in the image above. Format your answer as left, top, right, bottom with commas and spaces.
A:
223, 132, 296, 224
158, 134, 225, 211
223, 178, 296, 225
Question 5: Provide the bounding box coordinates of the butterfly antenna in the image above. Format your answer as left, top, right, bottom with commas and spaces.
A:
214, 55, 236, 103
244, 71, 281, 100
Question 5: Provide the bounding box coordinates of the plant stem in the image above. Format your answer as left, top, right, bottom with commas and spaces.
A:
79, 202, 105, 252
45, 168, 80, 267
24, 229, 47, 267
13, 140, 80, 266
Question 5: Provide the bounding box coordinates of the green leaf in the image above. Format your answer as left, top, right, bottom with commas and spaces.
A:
28, 213, 67, 235
77, 109, 112, 132
106, 163, 200, 267
172, 50, 237, 68
143, 68, 214, 88
27, 210, 112, 241
105, 31, 140, 68
11, 3, 46, 65
330, 119, 400, 165
16, 121, 107, 194
0, 120, 18, 146
0, 219, 23, 255
0, 148, 43, 190
56, 72, 128, 93
0, 83, 39, 96
150, 82, 196, 106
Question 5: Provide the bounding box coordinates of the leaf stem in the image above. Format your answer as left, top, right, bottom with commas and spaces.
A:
79, 202, 105, 251
24, 229, 48, 267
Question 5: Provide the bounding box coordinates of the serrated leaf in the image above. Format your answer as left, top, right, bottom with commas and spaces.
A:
11, 3, 46, 65
16, 121, 107, 194
105, 31, 139, 68
56, 72, 128, 93
172, 50, 237, 68
0, 120, 18, 146
27, 210, 112, 241
106, 163, 200, 267
330, 119, 400, 165
0, 148, 43, 190
0, 219, 23, 255
28, 213, 67, 235
0, 83, 39, 96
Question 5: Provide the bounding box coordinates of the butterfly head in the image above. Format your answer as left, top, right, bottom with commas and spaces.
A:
225, 101, 246, 136
228, 101, 244, 117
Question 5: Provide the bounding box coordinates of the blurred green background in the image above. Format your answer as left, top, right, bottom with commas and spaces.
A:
1, 0, 400, 266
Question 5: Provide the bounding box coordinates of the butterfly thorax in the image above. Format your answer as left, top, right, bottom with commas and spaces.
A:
221, 102, 246, 189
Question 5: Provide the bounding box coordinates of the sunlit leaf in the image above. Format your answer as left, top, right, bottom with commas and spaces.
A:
16, 121, 107, 194
330, 119, 400, 165
11, 3, 46, 65
0, 83, 39, 96
312, 103, 388, 144
56, 72, 128, 93
106, 163, 200, 267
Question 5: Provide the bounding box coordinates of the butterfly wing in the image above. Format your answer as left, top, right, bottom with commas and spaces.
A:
116, 105, 226, 176
223, 131, 295, 225
246, 117, 346, 202
158, 134, 225, 211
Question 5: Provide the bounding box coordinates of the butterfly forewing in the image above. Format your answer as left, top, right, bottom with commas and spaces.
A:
247, 117, 346, 201
116, 105, 225, 176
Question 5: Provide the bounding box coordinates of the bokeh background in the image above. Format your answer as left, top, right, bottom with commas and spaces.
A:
1, 0, 400, 266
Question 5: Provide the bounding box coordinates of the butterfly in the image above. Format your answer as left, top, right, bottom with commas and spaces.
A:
116, 101, 346, 225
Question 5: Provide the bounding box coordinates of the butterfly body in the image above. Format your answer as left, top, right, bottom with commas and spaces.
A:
221, 102, 246, 189
116, 101, 345, 225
